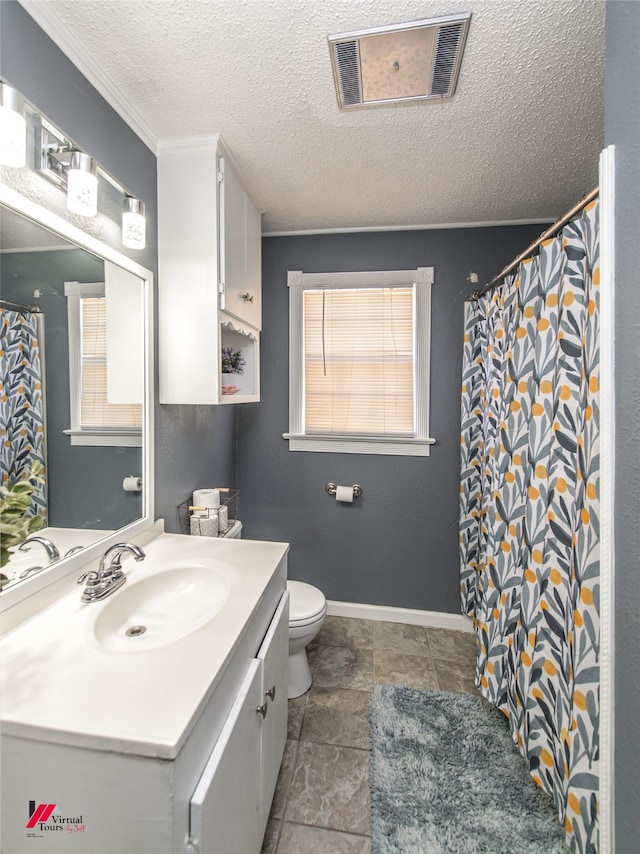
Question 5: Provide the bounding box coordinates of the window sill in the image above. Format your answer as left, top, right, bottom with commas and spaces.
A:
64, 429, 142, 448
282, 433, 435, 456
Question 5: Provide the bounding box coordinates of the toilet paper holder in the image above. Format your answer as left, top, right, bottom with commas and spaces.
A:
325, 483, 363, 499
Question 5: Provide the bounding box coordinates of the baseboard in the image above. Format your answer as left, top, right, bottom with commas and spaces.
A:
326, 600, 474, 633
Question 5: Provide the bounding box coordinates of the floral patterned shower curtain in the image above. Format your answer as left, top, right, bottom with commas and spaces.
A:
0, 308, 47, 518
459, 201, 600, 854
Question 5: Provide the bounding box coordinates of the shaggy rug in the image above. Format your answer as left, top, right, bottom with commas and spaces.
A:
369, 686, 568, 854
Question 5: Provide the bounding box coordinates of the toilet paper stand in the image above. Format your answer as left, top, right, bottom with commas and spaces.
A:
325, 483, 363, 499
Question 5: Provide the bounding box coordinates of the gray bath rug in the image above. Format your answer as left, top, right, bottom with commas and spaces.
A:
369, 686, 568, 854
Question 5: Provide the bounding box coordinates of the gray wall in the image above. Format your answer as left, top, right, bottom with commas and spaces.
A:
0, 1, 237, 535
605, 0, 640, 846
238, 225, 542, 613
2, 249, 142, 528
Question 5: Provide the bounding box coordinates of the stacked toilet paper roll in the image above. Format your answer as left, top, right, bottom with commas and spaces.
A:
192, 489, 220, 517
190, 514, 219, 537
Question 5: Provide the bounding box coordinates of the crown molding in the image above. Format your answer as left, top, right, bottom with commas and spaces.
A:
263, 218, 554, 237
157, 135, 222, 157
18, 0, 159, 154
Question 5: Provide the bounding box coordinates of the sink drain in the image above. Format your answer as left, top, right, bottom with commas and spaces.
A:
125, 625, 147, 637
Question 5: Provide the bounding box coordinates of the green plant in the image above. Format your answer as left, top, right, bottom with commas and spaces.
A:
0, 461, 45, 570
221, 347, 246, 375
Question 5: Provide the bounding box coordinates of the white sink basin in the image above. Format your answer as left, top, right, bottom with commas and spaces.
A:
90, 560, 231, 652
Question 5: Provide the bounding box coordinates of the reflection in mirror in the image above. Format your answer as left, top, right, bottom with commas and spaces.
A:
1, 205, 145, 591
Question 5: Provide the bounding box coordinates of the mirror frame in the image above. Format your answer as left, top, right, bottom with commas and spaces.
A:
0, 181, 155, 618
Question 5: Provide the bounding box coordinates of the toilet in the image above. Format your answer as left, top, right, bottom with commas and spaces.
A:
286, 579, 327, 698
225, 522, 327, 699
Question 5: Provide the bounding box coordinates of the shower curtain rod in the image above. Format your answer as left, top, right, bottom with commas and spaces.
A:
470, 186, 599, 300
0, 297, 41, 314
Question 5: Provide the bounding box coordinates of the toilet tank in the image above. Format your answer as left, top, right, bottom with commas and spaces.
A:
225, 520, 243, 539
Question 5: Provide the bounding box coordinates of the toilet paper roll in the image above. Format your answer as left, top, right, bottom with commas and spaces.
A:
335, 485, 354, 503
122, 476, 142, 492
190, 513, 219, 537
218, 504, 229, 533
192, 489, 221, 516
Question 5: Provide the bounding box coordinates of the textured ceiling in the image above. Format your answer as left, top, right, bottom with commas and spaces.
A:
26, 0, 605, 233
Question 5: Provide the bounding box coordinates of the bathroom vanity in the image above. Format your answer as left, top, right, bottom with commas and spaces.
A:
0, 531, 289, 854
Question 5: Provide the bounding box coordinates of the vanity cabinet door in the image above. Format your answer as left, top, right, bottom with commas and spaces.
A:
190, 659, 262, 854
256, 591, 289, 838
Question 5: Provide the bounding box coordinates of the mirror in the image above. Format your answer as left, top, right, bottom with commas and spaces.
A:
0, 196, 153, 599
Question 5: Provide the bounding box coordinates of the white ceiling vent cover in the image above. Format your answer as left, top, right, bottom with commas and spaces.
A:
328, 13, 471, 110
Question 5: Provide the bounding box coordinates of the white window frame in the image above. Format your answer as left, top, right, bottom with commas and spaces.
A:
284, 267, 436, 456
64, 281, 142, 447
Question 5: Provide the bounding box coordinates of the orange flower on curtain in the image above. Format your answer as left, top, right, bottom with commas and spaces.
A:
459, 201, 600, 854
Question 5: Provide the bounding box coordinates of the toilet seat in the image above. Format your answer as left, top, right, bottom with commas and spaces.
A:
287, 580, 327, 626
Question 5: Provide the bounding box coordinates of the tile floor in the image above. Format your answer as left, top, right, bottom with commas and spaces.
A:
261, 616, 478, 854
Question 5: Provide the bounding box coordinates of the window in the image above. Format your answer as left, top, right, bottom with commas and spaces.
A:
65, 281, 142, 447
285, 268, 435, 455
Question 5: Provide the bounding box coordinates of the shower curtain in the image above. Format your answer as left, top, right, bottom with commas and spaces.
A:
0, 308, 47, 518
459, 201, 599, 854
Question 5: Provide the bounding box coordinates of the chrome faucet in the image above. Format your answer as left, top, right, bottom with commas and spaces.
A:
77, 542, 146, 603
18, 536, 60, 563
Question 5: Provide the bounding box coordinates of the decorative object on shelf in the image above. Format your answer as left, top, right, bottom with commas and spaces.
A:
221, 347, 245, 374
221, 346, 245, 395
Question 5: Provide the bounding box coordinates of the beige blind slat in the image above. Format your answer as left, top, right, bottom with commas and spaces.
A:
80, 297, 142, 430
304, 287, 414, 436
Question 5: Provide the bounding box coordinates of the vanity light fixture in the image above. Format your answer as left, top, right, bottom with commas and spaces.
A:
39, 128, 98, 217
0, 82, 27, 167
37, 110, 146, 239
122, 197, 146, 249
66, 151, 98, 217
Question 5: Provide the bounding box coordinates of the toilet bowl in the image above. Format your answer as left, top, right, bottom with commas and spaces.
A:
287, 579, 327, 699
224, 523, 327, 699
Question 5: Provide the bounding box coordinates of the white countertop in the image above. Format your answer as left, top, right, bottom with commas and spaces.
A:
0, 532, 288, 759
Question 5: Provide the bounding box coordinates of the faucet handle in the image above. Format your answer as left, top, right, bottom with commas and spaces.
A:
77, 570, 100, 586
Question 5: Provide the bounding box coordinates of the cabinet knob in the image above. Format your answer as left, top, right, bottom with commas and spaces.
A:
256, 702, 268, 718
265, 685, 276, 702
241, 292, 254, 303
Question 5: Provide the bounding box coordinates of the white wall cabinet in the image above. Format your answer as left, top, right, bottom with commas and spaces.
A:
1, 589, 289, 854
158, 136, 261, 405
219, 157, 262, 331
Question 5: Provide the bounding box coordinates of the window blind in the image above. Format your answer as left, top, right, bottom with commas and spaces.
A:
303, 287, 414, 436
80, 297, 142, 429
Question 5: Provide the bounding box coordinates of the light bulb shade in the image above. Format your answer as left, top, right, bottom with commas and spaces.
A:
122, 197, 146, 249
0, 83, 26, 168
66, 151, 98, 216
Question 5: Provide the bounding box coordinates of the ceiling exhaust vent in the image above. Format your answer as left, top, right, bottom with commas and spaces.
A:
328, 13, 471, 110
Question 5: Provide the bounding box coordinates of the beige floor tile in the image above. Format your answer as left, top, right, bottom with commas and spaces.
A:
260, 817, 280, 854
318, 615, 374, 650
284, 741, 370, 835
287, 694, 307, 740
270, 739, 298, 820
425, 627, 477, 665
277, 822, 371, 854
433, 657, 478, 694
372, 620, 431, 657
311, 645, 374, 691
373, 649, 439, 689
300, 686, 371, 750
